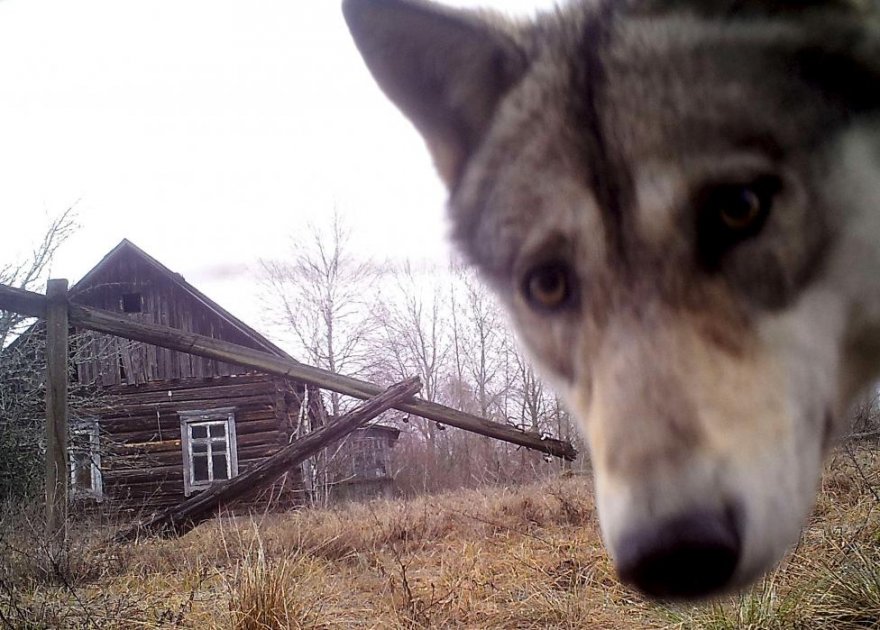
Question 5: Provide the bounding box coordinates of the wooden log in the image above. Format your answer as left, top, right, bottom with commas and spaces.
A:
100, 373, 277, 395
114, 377, 422, 541
93, 394, 275, 418
103, 464, 182, 484
0, 283, 47, 318
106, 479, 185, 498
45, 279, 69, 541
99, 380, 277, 404
0, 284, 577, 459
111, 418, 279, 444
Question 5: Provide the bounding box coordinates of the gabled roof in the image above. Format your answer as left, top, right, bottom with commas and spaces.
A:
70, 238, 293, 360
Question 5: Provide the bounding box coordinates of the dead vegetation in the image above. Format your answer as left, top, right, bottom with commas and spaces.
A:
0, 447, 877, 629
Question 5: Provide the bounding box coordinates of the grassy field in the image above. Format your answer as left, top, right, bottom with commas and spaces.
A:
1, 448, 878, 629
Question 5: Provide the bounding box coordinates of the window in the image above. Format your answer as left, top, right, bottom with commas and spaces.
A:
121, 293, 142, 313
349, 436, 389, 480
70, 420, 102, 501
179, 408, 238, 496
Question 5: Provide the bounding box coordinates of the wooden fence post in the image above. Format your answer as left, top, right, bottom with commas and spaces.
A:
45, 278, 69, 540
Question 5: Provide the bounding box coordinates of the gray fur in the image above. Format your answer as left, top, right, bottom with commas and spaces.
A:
344, 0, 880, 598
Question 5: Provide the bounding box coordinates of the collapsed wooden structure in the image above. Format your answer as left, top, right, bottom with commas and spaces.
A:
0, 241, 577, 539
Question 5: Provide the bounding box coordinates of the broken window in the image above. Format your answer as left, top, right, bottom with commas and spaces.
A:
179, 408, 238, 496
121, 293, 142, 313
69, 420, 102, 501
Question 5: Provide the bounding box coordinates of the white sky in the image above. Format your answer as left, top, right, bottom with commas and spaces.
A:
0, 0, 557, 335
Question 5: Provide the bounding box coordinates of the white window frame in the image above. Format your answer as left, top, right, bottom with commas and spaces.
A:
69, 419, 103, 501
179, 407, 238, 496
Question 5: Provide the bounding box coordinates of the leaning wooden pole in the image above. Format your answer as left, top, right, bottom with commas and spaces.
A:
115, 377, 422, 542
68, 305, 576, 460
0, 284, 577, 460
45, 279, 69, 541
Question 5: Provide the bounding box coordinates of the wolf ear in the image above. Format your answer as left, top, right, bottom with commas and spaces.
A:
343, 0, 527, 188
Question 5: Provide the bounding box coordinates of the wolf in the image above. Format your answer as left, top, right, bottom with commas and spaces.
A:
342, 0, 880, 599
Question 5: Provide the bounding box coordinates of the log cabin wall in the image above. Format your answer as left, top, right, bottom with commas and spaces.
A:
92, 374, 308, 513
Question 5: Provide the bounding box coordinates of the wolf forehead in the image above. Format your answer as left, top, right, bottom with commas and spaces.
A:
449, 1, 880, 287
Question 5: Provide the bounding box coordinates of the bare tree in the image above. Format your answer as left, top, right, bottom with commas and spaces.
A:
371, 265, 448, 399
849, 387, 880, 442
0, 207, 79, 500
259, 212, 380, 506
260, 211, 377, 418
370, 263, 452, 482
0, 207, 78, 350
451, 268, 511, 420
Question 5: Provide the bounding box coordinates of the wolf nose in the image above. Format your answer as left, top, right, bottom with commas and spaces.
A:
616, 508, 741, 599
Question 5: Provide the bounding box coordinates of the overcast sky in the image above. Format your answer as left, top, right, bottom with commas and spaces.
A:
0, 0, 557, 335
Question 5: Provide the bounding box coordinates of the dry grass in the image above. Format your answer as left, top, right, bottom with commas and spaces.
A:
0, 448, 878, 629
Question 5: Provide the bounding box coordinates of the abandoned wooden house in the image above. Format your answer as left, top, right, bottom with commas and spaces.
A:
23, 239, 400, 513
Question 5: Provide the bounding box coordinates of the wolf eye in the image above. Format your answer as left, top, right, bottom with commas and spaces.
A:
522, 262, 574, 311
718, 188, 763, 231
696, 175, 781, 270
706, 176, 779, 236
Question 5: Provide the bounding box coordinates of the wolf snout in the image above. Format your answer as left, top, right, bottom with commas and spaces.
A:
616, 506, 742, 599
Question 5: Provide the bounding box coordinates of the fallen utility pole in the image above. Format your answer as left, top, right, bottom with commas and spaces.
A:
115, 377, 422, 541
0, 283, 576, 460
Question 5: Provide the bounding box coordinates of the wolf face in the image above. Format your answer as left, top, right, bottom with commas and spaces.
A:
343, 0, 880, 599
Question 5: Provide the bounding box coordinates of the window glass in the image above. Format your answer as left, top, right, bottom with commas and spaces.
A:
191, 425, 208, 439
73, 452, 92, 488
212, 454, 228, 480
70, 423, 102, 500
209, 424, 226, 438
192, 455, 209, 482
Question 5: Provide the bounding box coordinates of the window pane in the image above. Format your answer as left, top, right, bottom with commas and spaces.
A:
209, 424, 226, 438
214, 440, 227, 453
192, 455, 209, 482
192, 442, 208, 454
212, 454, 228, 480
73, 453, 91, 489
191, 425, 208, 439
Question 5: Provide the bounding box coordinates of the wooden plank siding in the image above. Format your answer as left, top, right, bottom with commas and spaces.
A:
89, 374, 308, 514
69, 249, 273, 387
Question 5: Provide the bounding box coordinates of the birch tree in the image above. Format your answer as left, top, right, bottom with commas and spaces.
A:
260, 211, 377, 418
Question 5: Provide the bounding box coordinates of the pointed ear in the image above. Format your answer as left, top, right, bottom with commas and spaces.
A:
343, 0, 527, 188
